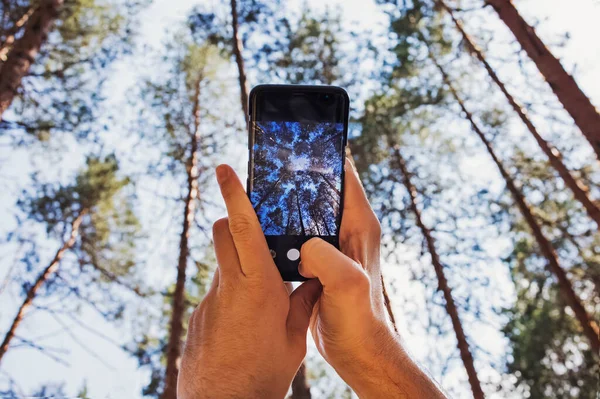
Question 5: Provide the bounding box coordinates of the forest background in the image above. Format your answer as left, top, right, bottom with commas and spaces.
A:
0, 0, 598, 398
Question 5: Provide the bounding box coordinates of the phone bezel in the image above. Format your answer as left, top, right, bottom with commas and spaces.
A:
247, 84, 350, 281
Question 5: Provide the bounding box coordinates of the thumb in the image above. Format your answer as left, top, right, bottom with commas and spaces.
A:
287, 279, 322, 338
299, 238, 369, 295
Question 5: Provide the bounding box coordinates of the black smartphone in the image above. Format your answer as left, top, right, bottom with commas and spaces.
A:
247, 85, 349, 281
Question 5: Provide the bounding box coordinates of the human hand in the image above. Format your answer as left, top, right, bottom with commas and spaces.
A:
300, 158, 446, 398
178, 164, 321, 399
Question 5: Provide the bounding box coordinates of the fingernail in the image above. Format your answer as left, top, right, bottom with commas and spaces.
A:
216, 165, 229, 185
298, 262, 307, 277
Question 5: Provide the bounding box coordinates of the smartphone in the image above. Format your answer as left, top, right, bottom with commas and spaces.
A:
247, 85, 349, 281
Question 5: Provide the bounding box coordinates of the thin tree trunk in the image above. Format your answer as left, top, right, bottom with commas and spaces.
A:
316, 171, 341, 197
290, 363, 311, 399
0, 6, 35, 61
229, 0, 249, 128
439, 0, 600, 227
486, 0, 600, 159
320, 209, 330, 235
0, 0, 62, 120
296, 189, 305, 235
285, 210, 291, 235
381, 274, 398, 333
161, 77, 203, 399
253, 173, 285, 213
430, 52, 600, 354
0, 210, 86, 365
310, 208, 321, 236
392, 148, 484, 399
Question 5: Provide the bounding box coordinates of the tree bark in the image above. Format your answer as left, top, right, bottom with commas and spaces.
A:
296, 189, 305, 235
290, 362, 311, 399
430, 53, 600, 354
381, 274, 398, 333
229, 0, 249, 128
161, 78, 203, 399
486, 0, 600, 159
316, 171, 341, 197
439, 0, 600, 227
0, 6, 35, 61
392, 148, 484, 399
0, 0, 62, 120
0, 210, 86, 365
253, 173, 285, 213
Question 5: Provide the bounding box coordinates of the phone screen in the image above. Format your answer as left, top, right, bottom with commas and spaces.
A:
248, 85, 349, 281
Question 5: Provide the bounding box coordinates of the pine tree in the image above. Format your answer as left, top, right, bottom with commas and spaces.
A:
394, 146, 484, 399
126, 30, 229, 398
161, 44, 217, 399
0, 0, 63, 119
0, 0, 143, 144
229, 0, 249, 127
486, 0, 600, 159
436, 0, 600, 228
0, 155, 140, 364
500, 151, 599, 398
429, 51, 599, 353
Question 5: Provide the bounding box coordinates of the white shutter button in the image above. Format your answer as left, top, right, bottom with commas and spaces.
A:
286, 248, 300, 261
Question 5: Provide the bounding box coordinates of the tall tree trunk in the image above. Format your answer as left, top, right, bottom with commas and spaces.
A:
316, 171, 341, 197
161, 78, 203, 399
253, 173, 285, 213
392, 148, 484, 399
229, 0, 249, 128
0, 0, 62, 120
296, 189, 305, 235
314, 210, 321, 235
439, 0, 600, 227
429, 52, 600, 353
0, 210, 86, 365
290, 363, 311, 399
486, 0, 600, 159
0, 6, 35, 61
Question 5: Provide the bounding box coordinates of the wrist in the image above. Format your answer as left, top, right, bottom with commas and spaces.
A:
333, 324, 445, 399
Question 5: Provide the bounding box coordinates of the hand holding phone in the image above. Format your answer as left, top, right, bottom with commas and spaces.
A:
178, 164, 322, 399
248, 85, 349, 281
298, 160, 448, 399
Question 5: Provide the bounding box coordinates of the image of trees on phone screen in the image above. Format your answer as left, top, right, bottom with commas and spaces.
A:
251, 121, 344, 236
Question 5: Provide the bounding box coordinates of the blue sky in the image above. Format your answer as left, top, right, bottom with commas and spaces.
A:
0, 0, 599, 397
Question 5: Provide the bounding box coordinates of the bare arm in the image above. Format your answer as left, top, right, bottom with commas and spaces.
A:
299, 159, 446, 398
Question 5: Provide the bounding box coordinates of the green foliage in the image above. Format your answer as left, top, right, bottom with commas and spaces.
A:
135, 35, 227, 171
269, 7, 343, 85
15, 155, 141, 312
500, 151, 600, 398
384, 0, 452, 79
24, 155, 130, 231
0, 0, 145, 144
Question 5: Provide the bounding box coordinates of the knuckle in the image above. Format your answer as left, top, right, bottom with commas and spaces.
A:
302, 237, 326, 258
212, 217, 229, 237
342, 216, 381, 252
342, 264, 371, 294
370, 216, 382, 238
227, 213, 255, 240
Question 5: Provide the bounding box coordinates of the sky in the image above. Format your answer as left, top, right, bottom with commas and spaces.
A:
0, 0, 599, 397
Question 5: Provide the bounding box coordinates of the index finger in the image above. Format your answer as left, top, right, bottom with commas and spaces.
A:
215, 164, 275, 278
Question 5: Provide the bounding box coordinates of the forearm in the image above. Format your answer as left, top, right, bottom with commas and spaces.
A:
336, 327, 447, 399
